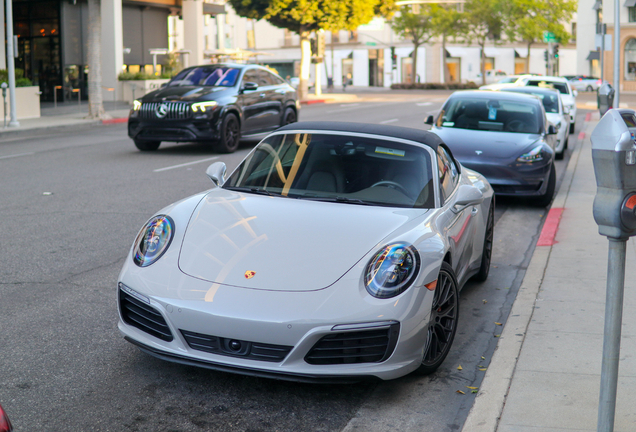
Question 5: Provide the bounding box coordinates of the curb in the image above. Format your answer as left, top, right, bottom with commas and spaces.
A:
460, 112, 593, 432
102, 117, 128, 125
301, 99, 328, 105
0, 116, 128, 142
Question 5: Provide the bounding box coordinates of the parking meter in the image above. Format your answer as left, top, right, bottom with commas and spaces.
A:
591, 108, 636, 432
591, 109, 636, 240
597, 83, 615, 117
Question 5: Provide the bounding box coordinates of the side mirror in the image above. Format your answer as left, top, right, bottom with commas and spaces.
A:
547, 124, 558, 135
424, 115, 434, 125
241, 82, 258, 93
206, 161, 227, 186
451, 184, 483, 213
563, 106, 570, 115
573, 90, 578, 97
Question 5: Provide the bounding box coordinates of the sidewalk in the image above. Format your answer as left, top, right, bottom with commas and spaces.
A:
463, 112, 636, 431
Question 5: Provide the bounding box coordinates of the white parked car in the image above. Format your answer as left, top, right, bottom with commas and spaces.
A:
520, 76, 578, 133
479, 74, 535, 91
502, 87, 570, 159
566, 75, 607, 92
117, 122, 495, 382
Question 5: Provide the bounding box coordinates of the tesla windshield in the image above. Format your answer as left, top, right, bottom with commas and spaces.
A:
504, 89, 560, 113
168, 67, 240, 87
438, 98, 542, 134
526, 80, 569, 95
224, 133, 435, 208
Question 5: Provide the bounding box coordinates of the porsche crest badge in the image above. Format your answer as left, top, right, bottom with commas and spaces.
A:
244, 271, 256, 279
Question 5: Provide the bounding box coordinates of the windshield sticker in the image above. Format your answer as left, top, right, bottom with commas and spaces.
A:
375, 147, 405, 157
488, 107, 497, 120
442, 121, 455, 127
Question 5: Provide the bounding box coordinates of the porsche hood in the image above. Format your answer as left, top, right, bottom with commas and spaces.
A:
177, 189, 426, 292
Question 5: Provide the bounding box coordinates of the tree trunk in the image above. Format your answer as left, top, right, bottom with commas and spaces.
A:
480, 41, 486, 86
525, 41, 533, 73
298, 29, 311, 102
87, 0, 105, 119
442, 33, 450, 84
412, 41, 419, 84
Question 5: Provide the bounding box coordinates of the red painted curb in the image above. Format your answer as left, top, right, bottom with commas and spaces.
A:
585, 112, 592, 122
301, 99, 327, 105
102, 118, 128, 125
537, 207, 564, 246
578, 131, 586, 140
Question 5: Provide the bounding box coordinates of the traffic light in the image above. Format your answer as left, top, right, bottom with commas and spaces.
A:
544, 50, 548, 61
391, 46, 397, 70
553, 44, 559, 59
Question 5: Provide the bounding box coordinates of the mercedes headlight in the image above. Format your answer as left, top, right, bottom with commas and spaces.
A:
133, 215, 174, 267
191, 101, 218, 113
517, 145, 544, 163
365, 243, 420, 299
130, 99, 142, 118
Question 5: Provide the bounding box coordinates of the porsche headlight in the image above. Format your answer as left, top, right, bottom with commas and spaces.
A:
517, 145, 544, 163
133, 215, 174, 267
365, 243, 420, 299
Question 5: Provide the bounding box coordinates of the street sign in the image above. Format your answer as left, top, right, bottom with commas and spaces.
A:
543, 31, 556, 43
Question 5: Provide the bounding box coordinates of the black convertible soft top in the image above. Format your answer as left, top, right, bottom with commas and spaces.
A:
275, 121, 446, 151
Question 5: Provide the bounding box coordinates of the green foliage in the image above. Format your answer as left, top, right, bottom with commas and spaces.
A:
0, 68, 33, 87
504, 0, 577, 45
463, 0, 505, 46
430, 5, 464, 42
118, 71, 172, 81
391, 82, 478, 90
390, 5, 437, 46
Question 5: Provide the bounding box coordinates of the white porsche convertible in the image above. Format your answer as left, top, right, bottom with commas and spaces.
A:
117, 122, 495, 382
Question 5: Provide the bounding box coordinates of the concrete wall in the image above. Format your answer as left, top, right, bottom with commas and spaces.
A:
0, 86, 41, 120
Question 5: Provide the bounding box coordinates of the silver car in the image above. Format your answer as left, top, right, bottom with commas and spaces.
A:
117, 122, 495, 382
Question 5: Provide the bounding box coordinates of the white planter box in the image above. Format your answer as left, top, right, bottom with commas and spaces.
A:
0, 86, 41, 120
121, 79, 170, 105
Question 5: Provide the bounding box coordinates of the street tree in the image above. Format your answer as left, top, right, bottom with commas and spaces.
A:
390, 5, 437, 84
87, 0, 105, 119
228, 0, 395, 100
504, 0, 576, 73
430, 4, 464, 83
463, 0, 505, 85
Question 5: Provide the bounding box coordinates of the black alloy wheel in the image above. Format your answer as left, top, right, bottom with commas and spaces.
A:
216, 113, 241, 153
283, 107, 297, 125
416, 261, 459, 375
134, 139, 161, 151
535, 165, 556, 207
472, 201, 494, 282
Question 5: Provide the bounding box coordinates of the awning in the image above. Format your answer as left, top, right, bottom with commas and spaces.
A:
514, 47, 529, 58
586, 50, 600, 61
445, 47, 467, 58
625, 0, 636, 7
484, 47, 499, 57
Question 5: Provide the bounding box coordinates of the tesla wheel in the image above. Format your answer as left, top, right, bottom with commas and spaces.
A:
216, 113, 241, 154
416, 261, 459, 375
535, 165, 556, 207
563, 135, 569, 150
569, 122, 575, 134
282, 107, 297, 125
134, 140, 161, 151
586, 85, 594, 92
472, 202, 494, 282
555, 147, 565, 160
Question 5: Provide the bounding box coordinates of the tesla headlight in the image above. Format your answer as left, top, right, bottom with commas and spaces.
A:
191, 101, 218, 112
133, 215, 174, 267
365, 243, 420, 299
517, 145, 544, 163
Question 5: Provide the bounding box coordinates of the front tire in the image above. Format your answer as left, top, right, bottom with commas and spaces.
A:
472, 202, 494, 282
216, 113, 241, 153
282, 107, 297, 125
415, 262, 459, 375
535, 165, 556, 207
569, 122, 575, 134
134, 140, 161, 151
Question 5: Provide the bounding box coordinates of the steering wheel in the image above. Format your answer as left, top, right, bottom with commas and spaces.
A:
506, 120, 525, 132
371, 180, 410, 196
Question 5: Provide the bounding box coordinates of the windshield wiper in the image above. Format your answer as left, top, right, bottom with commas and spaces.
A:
224, 186, 278, 196
301, 195, 373, 206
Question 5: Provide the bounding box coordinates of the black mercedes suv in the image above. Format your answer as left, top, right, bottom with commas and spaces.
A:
128, 63, 300, 153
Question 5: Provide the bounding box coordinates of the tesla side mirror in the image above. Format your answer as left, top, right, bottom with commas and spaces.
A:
425, 115, 434, 125
451, 185, 484, 213
547, 124, 558, 135
206, 161, 227, 186
241, 82, 258, 93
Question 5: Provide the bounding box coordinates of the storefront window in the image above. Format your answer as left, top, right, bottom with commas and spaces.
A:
626, 39, 636, 81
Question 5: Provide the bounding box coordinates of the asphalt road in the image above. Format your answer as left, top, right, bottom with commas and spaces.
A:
0, 91, 589, 431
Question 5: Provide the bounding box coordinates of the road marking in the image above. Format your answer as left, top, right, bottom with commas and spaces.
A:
416, 102, 432, 106
154, 156, 219, 172
0, 152, 35, 160
380, 118, 398, 124
537, 207, 564, 246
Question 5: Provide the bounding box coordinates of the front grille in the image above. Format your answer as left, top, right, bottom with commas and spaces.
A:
139, 102, 192, 120
181, 330, 293, 363
140, 128, 196, 140
119, 287, 173, 342
305, 323, 400, 365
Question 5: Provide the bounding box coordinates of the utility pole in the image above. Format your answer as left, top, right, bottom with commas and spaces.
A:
5, 0, 19, 127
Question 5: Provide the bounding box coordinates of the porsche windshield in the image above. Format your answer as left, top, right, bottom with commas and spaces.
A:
438, 97, 542, 133
224, 133, 435, 208
167, 67, 240, 87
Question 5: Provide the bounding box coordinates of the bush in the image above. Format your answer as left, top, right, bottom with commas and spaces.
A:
391, 82, 478, 90
118, 71, 172, 81
0, 68, 33, 87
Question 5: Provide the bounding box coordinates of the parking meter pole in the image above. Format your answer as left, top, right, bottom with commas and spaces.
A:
597, 238, 627, 432
614, 0, 620, 108
5, 0, 19, 128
